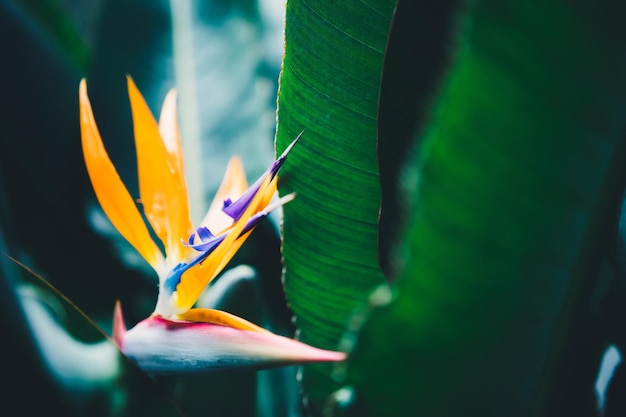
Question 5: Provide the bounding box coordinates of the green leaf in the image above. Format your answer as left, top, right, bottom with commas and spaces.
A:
345, 0, 626, 416
275, 0, 397, 412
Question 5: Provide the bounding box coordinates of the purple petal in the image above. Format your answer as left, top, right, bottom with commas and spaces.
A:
222, 174, 267, 220
184, 226, 217, 250
166, 212, 270, 293
222, 132, 302, 221
270, 130, 302, 176
120, 316, 345, 375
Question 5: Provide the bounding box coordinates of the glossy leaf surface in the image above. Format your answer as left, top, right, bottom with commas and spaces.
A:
275, 0, 396, 411
345, 1, 626, 416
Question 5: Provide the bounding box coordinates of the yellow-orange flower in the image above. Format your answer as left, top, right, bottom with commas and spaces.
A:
79, 77, 343, 374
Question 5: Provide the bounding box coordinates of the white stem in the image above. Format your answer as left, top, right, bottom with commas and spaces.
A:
170, 0, 204, 224
264, 192, 297, 214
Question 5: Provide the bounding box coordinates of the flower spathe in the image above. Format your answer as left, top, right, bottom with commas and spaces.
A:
79, 77, 345, 374
113, 302, 345, 374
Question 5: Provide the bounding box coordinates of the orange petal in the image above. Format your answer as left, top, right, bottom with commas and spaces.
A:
127, 76, 193, 264
260, 176, 278, 208
79, 79, 163, 269
176, 308, 271, 334
200, 156, 248, 234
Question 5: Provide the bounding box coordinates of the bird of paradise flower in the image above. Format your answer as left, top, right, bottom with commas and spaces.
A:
79, 76, 345, 374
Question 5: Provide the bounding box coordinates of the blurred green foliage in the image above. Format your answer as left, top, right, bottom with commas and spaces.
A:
3, 0, 626, 416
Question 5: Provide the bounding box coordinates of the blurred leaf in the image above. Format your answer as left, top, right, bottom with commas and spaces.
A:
16, 0, 91, 70
275, 0, 397, 413
0, 193, 74, 416
11, 258, 187, 417
605, 361, 626, 417
0, 0, 145, 322
345, 0, 626, 416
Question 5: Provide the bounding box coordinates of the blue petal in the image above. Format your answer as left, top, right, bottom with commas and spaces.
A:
195, 226, 215, 242
166, 212, 271, 293
164, 241, 223, 293
221, 173, 268, 221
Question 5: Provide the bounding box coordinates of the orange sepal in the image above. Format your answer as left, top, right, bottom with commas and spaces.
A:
127, 76, 193, 263
79, 79, 163, 269
176, 308, 271, 334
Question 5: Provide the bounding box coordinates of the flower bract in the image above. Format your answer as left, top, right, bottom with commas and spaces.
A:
79, 77, 345, 374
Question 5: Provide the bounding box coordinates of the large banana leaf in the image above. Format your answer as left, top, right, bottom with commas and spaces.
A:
342, 0, 626, 416
275, 0, 397, 412
278, 0, 626, 416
